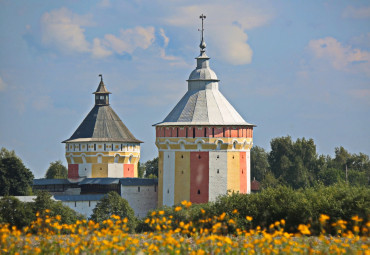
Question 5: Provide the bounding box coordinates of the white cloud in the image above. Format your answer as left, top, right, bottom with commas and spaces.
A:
343, 6, 370, 19
307, 37, 370, 74
0, 76, 7, 91
40, 8, 156, 58
41, 7, 92, 53
165, 3, 273, 65
158, 28, 186, 65
103, 26, 155, 54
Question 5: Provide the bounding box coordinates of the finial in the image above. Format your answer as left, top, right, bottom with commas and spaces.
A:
199, 14, 206, 52
99, 74, 103, 82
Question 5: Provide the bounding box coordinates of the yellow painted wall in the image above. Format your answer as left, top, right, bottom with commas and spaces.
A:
92, 164, 108, 177
158, 151, 164, 207
227, 152, 240, 193
174, 151, 190, 204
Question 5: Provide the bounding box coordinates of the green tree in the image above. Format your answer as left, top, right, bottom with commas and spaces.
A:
250, 146, 269, 181
90, 192, 136, 232
0, 147, 34, 196
45, 160, 68, 179
0, 196, 34, 229
138, 162, 145, 178
33, 191, 84, 224
144, 157, 158, 178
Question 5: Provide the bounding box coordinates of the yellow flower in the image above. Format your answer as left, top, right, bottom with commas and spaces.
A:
246, 216, 253, 221
232, 209, 238, 214
298, 224, 311, 235
319, 214, 330, 222
175, 206, 182, 212
159, 211, 165, 215
201, 209, 205, 214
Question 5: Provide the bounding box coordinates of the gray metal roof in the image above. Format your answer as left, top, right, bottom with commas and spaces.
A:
93, 80, 111, 94
33, 179, 72, 185
54, 194, 105, 201
79, 178, 121, 185
119, 178, 158, 186
154, 38, 254, 127
63, 105, 142, 143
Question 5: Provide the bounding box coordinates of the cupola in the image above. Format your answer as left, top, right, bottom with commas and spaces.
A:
93, 74, 111, 105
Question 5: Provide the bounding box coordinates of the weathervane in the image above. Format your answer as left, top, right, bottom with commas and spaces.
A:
199, 14, 206, 52
99, 74, 103, 82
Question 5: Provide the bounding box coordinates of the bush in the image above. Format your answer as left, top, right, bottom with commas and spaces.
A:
90, 192, 137, 232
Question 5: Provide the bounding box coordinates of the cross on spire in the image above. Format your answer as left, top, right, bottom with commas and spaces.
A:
199, 14, 206, 52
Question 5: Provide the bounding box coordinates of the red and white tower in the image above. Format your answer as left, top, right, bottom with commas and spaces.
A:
154, 15, 255, 206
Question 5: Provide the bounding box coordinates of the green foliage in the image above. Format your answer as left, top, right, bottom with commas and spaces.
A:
137, 162, 145, 178
141, 185, 369, 235
45, 160, 67, 179
0, 191, 84, 229
250, 146, 269, 181
0, 147, 34, 196
90, 191, 136, 232
0, 196, 34, 228
144, 157, 158, 178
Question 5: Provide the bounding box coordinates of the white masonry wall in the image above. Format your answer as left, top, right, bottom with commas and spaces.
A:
121, 185, 158, 218
78, 163, 92, 178
162, 151, 175, 206
209, 151, 228, 201
108, 163, 124, 178
61, 200, 100, 219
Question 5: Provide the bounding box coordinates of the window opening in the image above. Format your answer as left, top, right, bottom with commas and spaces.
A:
89, 201, 91, 207
121, 144, 123, 151
212, 128, 215, 137
186, 128, 188, 138
181, 155, 183, 158
197, 189, 200, 195
74, 202, 76, 207
217, 155, 219, 159
217, 169, 219, 174
177, 128, 179, 137
79, 144, 81, 151
198, 155, 201, 159
111, 144, 113, 151
193, 128, 196, 138
104, 144, 106, 151
204, 128, 207, 137
167, 189, 169, 194
223, 128, 225, 137
138, 187, 140, 192
94, 144, 96, 151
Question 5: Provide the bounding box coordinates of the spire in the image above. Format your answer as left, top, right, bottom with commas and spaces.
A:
199, 14, 206, 53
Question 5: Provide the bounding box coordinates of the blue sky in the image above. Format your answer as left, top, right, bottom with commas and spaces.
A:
0, 0, 369, 178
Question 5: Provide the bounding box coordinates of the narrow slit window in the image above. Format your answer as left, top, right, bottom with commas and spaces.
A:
217, 169, 219, 174
104, 144, 106, 151
79, 144, 81, 151
197, 189, 201, 195
94, 144, 96, 151
176, 128, 179, 137
198, 155, 201, 159
138, 187, 140, 192
212, 128, 215, 137
171, 128, 173, 137
223, 128, 225, 137
186, 128, 188, 138
204, 128, 207, 137
193, 128, 196, 138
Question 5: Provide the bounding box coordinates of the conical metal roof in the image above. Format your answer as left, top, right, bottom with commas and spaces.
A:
154, 29, 254, 127
63, 105, 142, 143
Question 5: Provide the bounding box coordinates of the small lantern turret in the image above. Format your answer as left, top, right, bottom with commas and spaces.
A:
93, 74, 111, 105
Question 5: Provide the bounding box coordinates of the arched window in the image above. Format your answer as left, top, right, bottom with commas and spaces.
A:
82, 155, 86, 164
114, 155, 119, 163
128, 155, 133, 164
216, 141, 222, 150
98, 155, 102, 163
233, 141, 237, 150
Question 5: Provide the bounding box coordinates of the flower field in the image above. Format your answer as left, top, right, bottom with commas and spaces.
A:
1, 202, 369, 254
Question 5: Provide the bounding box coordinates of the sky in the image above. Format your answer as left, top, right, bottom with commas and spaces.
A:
0, 0, 369, 178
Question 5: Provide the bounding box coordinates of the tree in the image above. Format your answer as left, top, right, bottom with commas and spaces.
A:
45, 160, 68, 179
144, 157, 158, 178
0, 196, 34, 229
250, 146, 269, 181
138, 162, 145, 178
90, 191, 136, 232
0, 147, 34, 196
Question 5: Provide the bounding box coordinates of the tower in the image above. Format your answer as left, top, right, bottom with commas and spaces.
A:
63, 75, 142, 179
154, 15, 255, 206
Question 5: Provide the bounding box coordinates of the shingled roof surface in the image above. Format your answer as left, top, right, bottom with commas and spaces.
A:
63, 105, 142, 143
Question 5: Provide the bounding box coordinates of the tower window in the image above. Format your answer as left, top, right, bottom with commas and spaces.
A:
223, 128, 225, 137
167, 189, 169, 194
171, 128, 173, 137
181, 155, 183, 158
186, 128, 188, 138
89, 201, 91, 207
217, 169, 219, 174
177, 128, 179, 137
197, 189, 201, 195
121, 144, 123, 151
138, 187, 140, 192
193, 128, 196, 138
79, 144, 81, 151
212, 128, 215, 137
182, 170, 184, 174
198, 155, 201, 159
104, 144, 106, 151
94, 144, 96, 151
217, 155, 219, 159
204, 128, 207, 137
111, 144, 113, 151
